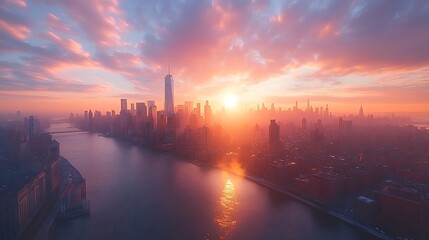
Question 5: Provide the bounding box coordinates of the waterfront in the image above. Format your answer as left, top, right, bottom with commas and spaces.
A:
50, 123, 377, 240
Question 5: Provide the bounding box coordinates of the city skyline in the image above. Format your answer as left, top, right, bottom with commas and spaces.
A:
1, 0, 429, 116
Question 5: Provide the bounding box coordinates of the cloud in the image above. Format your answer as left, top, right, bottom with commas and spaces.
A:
131, 0, 429, 86
37, 0, 129, 48
3, 0, 27, 8
0, 60, 105, 92
94, 50, 158, 91
41, 31, 90, 58
46, 13, 69, 33
1, 0, 429, 113
0, 5, 31, 40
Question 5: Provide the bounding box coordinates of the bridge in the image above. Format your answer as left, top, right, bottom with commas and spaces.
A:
46, 130, 86, 134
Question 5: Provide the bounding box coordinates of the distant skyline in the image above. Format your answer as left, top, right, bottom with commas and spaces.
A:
1, 0, 429, 115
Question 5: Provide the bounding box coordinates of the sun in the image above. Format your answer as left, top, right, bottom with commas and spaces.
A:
224, 94, 238, 109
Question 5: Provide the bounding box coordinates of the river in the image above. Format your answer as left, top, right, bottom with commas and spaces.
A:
50, 123, 376, 240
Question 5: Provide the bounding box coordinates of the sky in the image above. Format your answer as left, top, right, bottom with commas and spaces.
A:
1, 0, 429, 116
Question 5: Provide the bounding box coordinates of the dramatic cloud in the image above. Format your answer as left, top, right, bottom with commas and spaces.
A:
1, 0, 429, 114
37, 0, 129, 48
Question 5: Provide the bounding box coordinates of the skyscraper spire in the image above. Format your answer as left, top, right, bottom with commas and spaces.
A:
359, 105, 364, 117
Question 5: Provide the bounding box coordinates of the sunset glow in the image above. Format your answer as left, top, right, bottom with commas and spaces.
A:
2, 2, 429, 239
0, 0, 429, 116
224, 94, 238, 109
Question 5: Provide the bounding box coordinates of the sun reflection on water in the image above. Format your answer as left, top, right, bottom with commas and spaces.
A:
213, 179, 239, 239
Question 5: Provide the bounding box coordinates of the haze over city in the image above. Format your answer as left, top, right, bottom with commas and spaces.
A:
1, 0, 429, 116
2, 1, 429, 240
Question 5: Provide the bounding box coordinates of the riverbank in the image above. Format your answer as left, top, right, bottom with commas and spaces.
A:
33, 157, 89, 240
81, 128, 393, 240
244, 175, 392, 240
204, 163, 393, 240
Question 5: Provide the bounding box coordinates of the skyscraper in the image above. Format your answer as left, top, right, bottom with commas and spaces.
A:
269, 119, 280, 156
302, 118, 307, 129
88, 110, 93, 129
204, 100, 212, 125
120, 99, 127, 114
165, 70, 174, 116
359, 105, 364, 118
28, 115, 37, 136
148, 105, 157, 129
136, 102, 147, 120
196, 103, 201, 117
131, 103, 135, 116
84, 111, 88, 125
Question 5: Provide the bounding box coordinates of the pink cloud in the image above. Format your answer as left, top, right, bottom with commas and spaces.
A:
43, 31, 89, 57
0, 19, 30, 40
4, 0, 27, 8
136, 0, 429, 88
2, 0, 429, 113
0, 60, 106, 93
95, 50, 157, 90
46, 13, 69, 33
39, 0, 129, 48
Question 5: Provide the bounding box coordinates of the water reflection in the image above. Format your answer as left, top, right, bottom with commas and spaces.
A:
214, 179, 239, 239
51, 123, 377, 240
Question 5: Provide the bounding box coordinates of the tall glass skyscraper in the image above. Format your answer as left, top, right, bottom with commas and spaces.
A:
164, 72, 174, 116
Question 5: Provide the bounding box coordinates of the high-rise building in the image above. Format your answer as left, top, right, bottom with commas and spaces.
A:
165, 70, 174, 116
196, 103, 201, 117
131, 103, 135, 116
204, 100, 212, 125
269, 119, 280, 156
88, 110, 93, 129
157, 110, 166, 133
359, 105, 364, 118
325, 104, 329, 117
148, 105, 157, 129
136, 102, 147, 119
120, 99, 127, 114
84, 111, 88, 126
135, 102, 147, 135
185, 101, 193, 119
28, 115, 37, 136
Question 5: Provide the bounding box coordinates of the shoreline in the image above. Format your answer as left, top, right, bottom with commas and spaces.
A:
243, 175, 391, 240
33, 157, 89, 240
65, 128, 393, 240
190, 161, 393, 240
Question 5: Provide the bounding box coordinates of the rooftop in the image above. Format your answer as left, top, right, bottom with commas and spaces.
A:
0, 160, 44, 196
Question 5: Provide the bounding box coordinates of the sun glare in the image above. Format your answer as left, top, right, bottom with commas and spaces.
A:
224, 94, 238, 109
